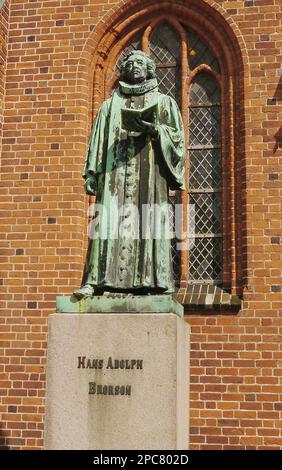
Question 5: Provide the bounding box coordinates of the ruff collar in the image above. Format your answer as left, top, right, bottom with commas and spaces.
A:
119, 78, 158, 96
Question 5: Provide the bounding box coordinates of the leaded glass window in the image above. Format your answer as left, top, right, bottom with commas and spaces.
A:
188, 73, 222, 284
149, 23, 182, 279
150, 24, 182, 105
187, 29, 220, 73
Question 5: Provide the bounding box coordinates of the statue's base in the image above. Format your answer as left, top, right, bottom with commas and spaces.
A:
56, 294, 183, 317
44, 302, 189, 449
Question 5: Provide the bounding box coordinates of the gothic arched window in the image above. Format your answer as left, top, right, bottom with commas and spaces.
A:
102, 16, 240, 300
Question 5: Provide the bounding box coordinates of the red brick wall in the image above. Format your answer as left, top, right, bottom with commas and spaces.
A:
0, 1, 9, 144
0, 0, 281, 450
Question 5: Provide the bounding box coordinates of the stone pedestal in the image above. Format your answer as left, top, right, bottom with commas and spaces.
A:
44, 298, 190, 450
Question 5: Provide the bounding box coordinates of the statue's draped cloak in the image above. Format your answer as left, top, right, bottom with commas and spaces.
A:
82, 84, 185, 293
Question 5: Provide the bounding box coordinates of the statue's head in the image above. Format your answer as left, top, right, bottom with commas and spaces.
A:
119, 50, 157, 84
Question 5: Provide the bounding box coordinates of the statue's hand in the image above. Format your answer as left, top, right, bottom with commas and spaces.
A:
84, 175, 97, 196
133, 115, 158, 137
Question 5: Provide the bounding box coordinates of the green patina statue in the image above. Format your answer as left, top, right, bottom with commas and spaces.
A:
74, 51, 185, 299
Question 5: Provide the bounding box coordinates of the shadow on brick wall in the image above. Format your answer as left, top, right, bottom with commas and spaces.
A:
273, 75, 282, 101
273, 75, 282, 153
274, 127, 282, 153
0, 427, 8, 450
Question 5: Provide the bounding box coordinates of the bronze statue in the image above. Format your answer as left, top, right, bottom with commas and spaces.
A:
74, 51, 185, 299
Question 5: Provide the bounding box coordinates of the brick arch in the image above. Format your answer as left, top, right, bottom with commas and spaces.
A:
76, 0, 249, 125
75, 0, 248, 294
188, 65, 221, 90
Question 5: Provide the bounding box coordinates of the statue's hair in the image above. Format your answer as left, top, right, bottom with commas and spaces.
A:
119, 50, 157, 80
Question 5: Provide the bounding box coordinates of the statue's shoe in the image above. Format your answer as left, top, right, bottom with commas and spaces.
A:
73, 284, 94, 299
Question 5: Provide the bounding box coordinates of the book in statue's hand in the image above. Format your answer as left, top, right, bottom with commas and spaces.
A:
121, 103, 158, 132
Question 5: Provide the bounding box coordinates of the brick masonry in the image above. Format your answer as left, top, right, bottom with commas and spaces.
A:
0, 0, 281, 450
0, 1, 9, 151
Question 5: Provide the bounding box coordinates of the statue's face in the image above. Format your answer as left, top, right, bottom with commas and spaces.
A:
123, 54, 147, 84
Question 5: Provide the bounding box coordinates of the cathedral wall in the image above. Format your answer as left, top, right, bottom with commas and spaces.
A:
0, 0, 281, 450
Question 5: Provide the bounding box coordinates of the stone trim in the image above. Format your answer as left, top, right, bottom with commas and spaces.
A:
174, 285, 242, 310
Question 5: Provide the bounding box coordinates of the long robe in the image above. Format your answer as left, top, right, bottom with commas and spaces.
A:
82, 80, 185, 293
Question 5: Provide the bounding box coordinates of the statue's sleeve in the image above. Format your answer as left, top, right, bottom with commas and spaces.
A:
83, 99, 110, 180
156, 95, 185, 190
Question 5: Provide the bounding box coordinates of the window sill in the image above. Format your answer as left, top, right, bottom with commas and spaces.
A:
174, 285, 242, 311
